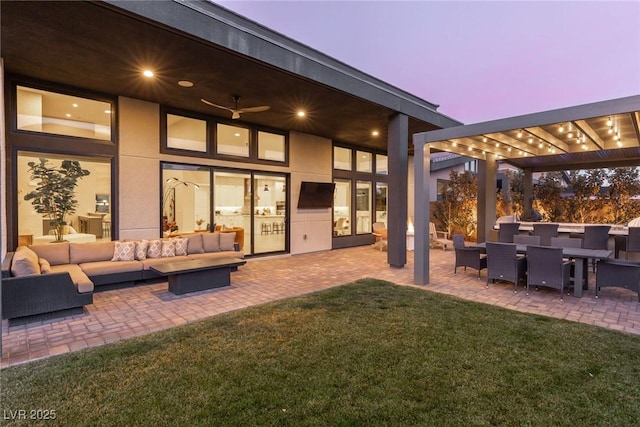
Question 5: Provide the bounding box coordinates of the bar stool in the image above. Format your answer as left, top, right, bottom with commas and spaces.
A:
261, 222, 272, 234
272, 222, 281, 233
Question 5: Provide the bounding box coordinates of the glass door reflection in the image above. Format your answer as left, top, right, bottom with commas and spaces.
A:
213, 171, 251, 255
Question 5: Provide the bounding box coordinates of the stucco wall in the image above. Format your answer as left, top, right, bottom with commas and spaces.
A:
288, 131, 333, 254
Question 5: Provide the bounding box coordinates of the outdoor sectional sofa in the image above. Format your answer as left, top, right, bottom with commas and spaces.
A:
1, 232, 243, 322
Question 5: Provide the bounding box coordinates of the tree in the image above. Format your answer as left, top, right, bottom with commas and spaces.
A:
565, 169, 606, 223
534, 172, 564, 221
607, 167, 640, 223
433, 170, 478, 238
24, 158, 91, 242
504, 170, 525, 218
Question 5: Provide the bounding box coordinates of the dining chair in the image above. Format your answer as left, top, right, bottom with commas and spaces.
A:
596, 259, 640, 301
526, 245, 571, 300
452, 234, 487, 278
550, 236, 587, 292
513, 235, 541, 245
582, 225, 611, 272
532, 223, 559, 246
485, 242, 526, 292
498, 222, 521, 243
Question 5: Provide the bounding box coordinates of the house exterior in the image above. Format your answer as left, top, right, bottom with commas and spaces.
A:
0, 0, 461, 267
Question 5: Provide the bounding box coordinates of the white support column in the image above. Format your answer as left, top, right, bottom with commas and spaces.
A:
413, 137, 430, 285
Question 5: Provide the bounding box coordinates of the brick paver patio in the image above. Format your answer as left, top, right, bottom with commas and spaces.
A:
2, 246, 639, 367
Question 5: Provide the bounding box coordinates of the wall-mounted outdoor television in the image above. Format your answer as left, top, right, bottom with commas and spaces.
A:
297, 181, 335, 209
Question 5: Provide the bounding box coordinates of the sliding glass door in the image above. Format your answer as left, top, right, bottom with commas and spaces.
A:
253, 174, 287, 254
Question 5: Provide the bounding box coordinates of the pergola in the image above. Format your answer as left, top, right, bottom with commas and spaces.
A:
412, 95, 640, 285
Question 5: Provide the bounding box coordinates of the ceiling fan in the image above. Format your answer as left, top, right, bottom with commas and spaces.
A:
201, 95, 270, 119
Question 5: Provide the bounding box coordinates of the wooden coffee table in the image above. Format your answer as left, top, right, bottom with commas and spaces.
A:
150, 258, 246, 295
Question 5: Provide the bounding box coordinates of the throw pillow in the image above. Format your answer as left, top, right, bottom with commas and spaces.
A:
172, 237, 188, 256
186, 234, 204, 254
147, 239, 162, 258
10, 246, 41, 276
135, 240, 149, 260
220, 232, 236, 251
202, 233, 221, 252
111, 241, 136, 261
161, 239, 176, 257
39, 258, 52, 274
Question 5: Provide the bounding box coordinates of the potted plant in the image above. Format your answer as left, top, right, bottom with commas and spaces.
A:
24, 158, 91, 242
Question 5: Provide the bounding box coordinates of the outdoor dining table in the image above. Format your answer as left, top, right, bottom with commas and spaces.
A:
473, 242, 612, 297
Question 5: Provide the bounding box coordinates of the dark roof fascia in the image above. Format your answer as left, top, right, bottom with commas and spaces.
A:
102, 0, 462, 129
415, 95, 640, 144
430, 155, 471, 172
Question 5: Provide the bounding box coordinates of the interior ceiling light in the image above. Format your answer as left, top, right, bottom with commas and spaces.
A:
104, 110, 111, 114
72, 103, 78, 108
142, 69, 154, 78
178, 80, 194, 88
264, 184, 269, 191
65, 113, 71, 117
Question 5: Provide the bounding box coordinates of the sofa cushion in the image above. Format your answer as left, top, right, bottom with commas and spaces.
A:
147, 239, 162, 258
186, 234, 204, 254
70, 241, 115, 264
111, 241, 136, 261
80, 260, 143, 277
220, 232, 236, 251
39, 258, 52, 274
161, 240, 176, 257
50, 264, 94, 293
135, 240, 149, 260
202, 233, 221, 252
172, 237, 188, 256
11, 246, 41, 277
28, 242, 70, 266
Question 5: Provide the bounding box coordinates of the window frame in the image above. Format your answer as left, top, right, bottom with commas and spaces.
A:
160, 107, 212, 158
11, 79, 117, 145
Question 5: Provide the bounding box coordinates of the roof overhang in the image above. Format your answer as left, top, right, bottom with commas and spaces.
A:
1, 0, 461, 152
416, 95, 640, 172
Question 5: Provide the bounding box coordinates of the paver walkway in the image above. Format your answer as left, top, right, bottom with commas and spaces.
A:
2, 246, 639, 367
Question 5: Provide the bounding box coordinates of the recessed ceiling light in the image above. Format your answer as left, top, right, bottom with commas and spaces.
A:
143, 69, 154, 78
178, 80, 193, 88
65, 113, 71, 118
104, 110, 111, 114
297, 111, 306, 117
72, 103, 78, 108
372, 130, 379, 137
234, 133, 240, 137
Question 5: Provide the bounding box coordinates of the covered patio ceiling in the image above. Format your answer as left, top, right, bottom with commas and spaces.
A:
0, 0, 460, 153
419, 95, 640, 172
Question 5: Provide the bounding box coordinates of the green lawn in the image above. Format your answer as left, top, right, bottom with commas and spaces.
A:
2, 279, 640, 426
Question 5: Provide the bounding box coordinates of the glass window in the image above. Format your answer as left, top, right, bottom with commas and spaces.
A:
162, 165, 210, 236
333, 179, 351, 236
217, 124, 249, 157
356, 151, 372, 173
258, 131, 285, 162
375, 182, 388, 226
167, 114, 207, 152
16, 86, 112, 140
333, 147, 351, 170
376, 154, 388, 175
18, 152, 112, 242
356, 181, 371, 234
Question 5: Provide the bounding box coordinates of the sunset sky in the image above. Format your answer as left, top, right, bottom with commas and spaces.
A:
216, 1, 640, 124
